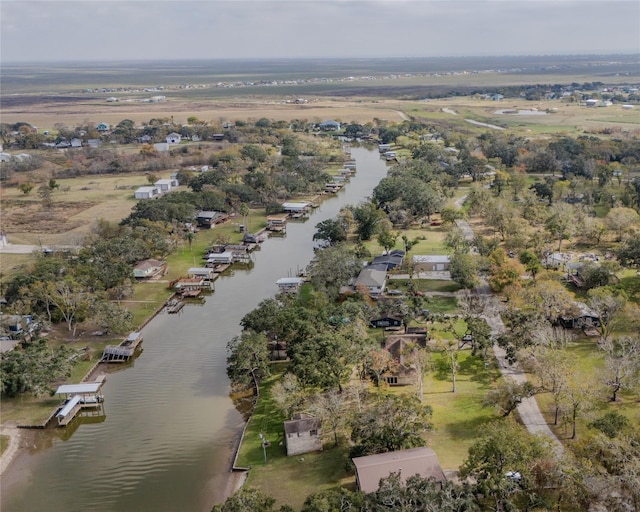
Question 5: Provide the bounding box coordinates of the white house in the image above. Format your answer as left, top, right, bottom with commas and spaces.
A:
166, 133, 181, 144
134, 186, 159, 200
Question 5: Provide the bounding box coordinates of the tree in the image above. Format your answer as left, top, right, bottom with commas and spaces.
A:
351, 202, 385, 241
449, 252, 479, 290
211, 487, 291, 512
617, 238, 640, 267
561, 372, 600, 440
436, 337, 461, 393
309, 245, 361, 299
600, 336, 640, 402
184, 231, 196, 252
17, 182, 34, 195
483, 377, 535, 417
364, 348, 398, 388
93, 300, 134, 335
487, 248, 524, 293
0, 338, 76, 397
47, 279, 95, 334
406, 344, 432, 403
226, 330, 271, 392
349, 394, 432, 457
519, 250, 541, 282
271, 373, 306, 420
377, 223, 398, 255
545, 203, 575, 251
606, 207, 640, 241
313, 219, 347, 246
587, 287, 627, 344
309, 389, 350, 446
289, 332, 351, 392
460, 419, 556, 511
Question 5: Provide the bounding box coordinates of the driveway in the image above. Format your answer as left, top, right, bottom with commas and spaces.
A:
455, 204, 564, 451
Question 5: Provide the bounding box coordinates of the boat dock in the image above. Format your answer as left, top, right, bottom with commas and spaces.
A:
100, 331, 143, 362
54, 380, 106, 427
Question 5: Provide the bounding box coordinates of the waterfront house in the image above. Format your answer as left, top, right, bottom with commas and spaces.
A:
353, 447, 446, 494
284, 413, 322, 456
196, 211, 229, 228
266, 214, 288, 232
133, 259, 167, 279
355, 267, 387, 297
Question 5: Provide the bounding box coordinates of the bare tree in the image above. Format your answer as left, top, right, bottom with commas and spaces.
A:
600, 336, 640, 402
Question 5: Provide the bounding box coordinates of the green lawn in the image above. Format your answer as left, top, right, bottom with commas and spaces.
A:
425, 350, 502, 469
0, 434, 9, 457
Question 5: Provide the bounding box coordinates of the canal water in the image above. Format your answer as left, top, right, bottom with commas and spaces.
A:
1, 145, 389, 512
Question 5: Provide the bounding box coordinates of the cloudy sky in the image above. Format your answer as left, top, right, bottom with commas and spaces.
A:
1, 0, 638, 63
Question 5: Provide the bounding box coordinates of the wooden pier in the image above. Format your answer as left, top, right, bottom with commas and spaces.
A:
100, 331, 143, 362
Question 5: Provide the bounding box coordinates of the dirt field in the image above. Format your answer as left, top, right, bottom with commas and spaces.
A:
0, 97, 408, 129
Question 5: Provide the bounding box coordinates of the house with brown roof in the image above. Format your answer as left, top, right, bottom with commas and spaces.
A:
284, 413, 322, 456
352, 446, 446, 494
382, 333, 427, 386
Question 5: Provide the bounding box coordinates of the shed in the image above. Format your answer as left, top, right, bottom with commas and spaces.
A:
134, 186, 159, 200
284, 413, 322, 456
412, 255, 451, 272
282, 202, 310, 214
353, 446, 446, 494
154, 178, 177, 192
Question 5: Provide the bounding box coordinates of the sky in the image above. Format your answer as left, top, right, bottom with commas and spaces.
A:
1, 0, 639, 63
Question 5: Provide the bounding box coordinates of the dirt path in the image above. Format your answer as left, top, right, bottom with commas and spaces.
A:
0, 425, 28, 477
454, 199, 563, 451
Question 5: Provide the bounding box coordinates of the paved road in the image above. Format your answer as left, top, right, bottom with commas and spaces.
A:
455, 207, 564, 452
0, 243, 41, 254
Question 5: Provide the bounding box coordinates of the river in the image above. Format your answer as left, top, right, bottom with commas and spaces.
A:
0, 145, 389, 512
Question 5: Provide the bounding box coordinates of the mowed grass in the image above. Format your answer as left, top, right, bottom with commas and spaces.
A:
531, 336, 640, 442
425, 350, 502, 469
237, 348, 502, 507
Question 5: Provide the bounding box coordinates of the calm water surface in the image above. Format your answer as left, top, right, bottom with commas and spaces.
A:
1, 146, 389, 512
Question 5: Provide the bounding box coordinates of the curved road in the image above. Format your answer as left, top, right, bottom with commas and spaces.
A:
454, 197, 563, 452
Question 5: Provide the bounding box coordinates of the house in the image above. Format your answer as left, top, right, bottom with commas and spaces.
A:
134, 186, 159, 200
558, 301, 601, 330
319, 120, 341, 131
133, 259, 166, 279
383, 333, 428, 385
353, 446, 446, 494
369, 316, 402, 329
138, 134, 153, 144
211, 133, 225, 141
378, 143, 391, 153
284, 413, 322, 456
166, 133, 181, 144
196, 211, 229, 228
276, 277, 304, 293
355, 267, 387, 297
412, 255, 451, 272
371, 251, 404, 271
70, 138, 83, 148
154, 178, 178, 193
